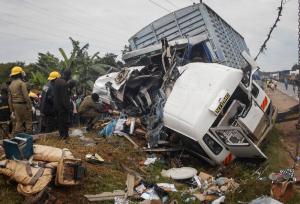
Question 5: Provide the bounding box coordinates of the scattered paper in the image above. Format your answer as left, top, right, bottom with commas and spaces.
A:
157, 183, 177, 192
144, 157, 157, 165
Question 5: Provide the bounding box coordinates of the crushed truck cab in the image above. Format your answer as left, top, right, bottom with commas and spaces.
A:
164, 62, 276, 165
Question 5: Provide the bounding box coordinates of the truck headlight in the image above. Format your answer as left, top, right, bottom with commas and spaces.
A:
203, 134, 223, 155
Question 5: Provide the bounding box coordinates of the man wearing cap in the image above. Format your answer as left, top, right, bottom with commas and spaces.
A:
41, 71, 61, 133
53, 69, 72, 139
8, 66, 32, 134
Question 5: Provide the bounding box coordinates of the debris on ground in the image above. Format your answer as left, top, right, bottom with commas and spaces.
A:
0, 133, 85, 202
85, 153, 104, 165
69, 128, 86, 137
143, 156, 158, 166
156, 183, 177, 192
269, 168, 298, 203
85, 171, 170, 203
191, 171, 239, 202
161, 167, 197, 180
84, 190, 126, 202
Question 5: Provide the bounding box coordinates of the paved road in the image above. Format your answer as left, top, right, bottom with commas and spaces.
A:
267, 87, 298, 112
275, 81, 298, 101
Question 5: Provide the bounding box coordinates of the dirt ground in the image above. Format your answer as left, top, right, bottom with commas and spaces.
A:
267, 88, 300, 174
1, 88, 300, 203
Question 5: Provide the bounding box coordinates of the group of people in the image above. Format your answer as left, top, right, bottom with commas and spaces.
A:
0, 66, 106, 139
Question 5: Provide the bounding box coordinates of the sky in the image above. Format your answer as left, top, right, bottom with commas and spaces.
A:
0, 0, 297, 72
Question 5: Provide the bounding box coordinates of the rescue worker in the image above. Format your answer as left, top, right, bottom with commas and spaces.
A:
53, 69, 71, 139
0, 83, 10, 122
8, 66, 32, 134
41, 71, 61, 133
78, 93, 101, 131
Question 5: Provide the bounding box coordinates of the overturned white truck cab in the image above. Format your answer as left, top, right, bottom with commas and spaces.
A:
163, 61, 276, 165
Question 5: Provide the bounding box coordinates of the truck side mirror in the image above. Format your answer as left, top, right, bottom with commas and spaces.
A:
241, 51, 259, 90
241, 51, 258, 71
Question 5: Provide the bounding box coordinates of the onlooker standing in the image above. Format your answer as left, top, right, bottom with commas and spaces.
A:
293, 80, 296, 94
284, 78, 288, 90
8, 66, 32, 134
53, 69, 71, 139
41, 71, 61, 133
0, 83, 11, 122
273, 80, 277, 90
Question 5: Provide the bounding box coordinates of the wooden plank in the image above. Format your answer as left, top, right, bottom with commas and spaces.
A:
84, 190, 125, 201
126, 174, 135, 196
122, 135, 139, 149
141, 147, 183, 152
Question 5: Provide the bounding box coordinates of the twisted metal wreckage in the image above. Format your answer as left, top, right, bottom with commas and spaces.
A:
94, 39, 177, 147
93, 37, 277, 165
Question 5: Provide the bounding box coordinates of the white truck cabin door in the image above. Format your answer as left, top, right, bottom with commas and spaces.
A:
210, 127, 267, 159
251, 81, 270, 113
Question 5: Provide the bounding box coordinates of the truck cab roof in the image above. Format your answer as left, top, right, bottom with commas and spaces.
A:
163, 62, 243, 141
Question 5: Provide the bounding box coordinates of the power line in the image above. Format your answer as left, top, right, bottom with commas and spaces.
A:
254, 0, 286, 60
0, 16, 122, 54
2, 0, 126, 42
1, 13, 121, 48
0, 18, 65, 40
187, 0, 195, 4
0, 31, 47, 42
23, 0, 127, 38
165, 0, 179, 9
148, 0, 171, 13
0, 1, 124, 48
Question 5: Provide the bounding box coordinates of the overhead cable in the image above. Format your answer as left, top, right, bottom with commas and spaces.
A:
254, 0, 286, 60
148, 0, 171, 12
165, 0, 179, 9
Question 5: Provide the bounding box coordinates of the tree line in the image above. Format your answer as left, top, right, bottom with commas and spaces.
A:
0, 37, 123, 93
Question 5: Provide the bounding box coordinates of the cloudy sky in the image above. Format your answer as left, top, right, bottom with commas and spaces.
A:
0, 0, 297, 71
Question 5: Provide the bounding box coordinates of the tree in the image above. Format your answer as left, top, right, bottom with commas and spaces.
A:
34, 52, 60, 74
0, 62, 25, 84
59, 38, 119, 94
30, 71, 47, 89
291, 64, 299, 71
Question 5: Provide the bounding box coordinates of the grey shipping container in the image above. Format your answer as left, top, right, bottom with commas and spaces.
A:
123, 3, 250, 70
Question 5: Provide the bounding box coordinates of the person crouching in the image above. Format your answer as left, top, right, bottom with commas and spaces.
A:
78, 93, 101, 131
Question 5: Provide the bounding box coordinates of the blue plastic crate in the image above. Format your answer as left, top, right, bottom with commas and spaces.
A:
3, 133, 33, 160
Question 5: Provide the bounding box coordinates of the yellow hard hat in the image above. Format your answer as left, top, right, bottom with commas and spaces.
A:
29, 91, 38, 98
10, 66, 24, 76
48, 71, 61, 81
